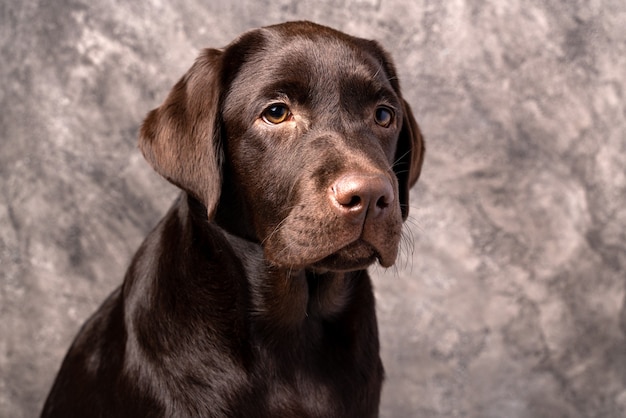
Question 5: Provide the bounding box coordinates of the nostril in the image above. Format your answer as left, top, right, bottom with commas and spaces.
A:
376, 195, 389, 209
332, 182, 366, 210
345, 195, 362, 208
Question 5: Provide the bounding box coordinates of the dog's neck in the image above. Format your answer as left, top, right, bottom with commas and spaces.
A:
180, 193, 367, 332
221, 228, 358, 325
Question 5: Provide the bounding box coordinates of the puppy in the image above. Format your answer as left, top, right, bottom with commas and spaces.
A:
42, 21, 424, 418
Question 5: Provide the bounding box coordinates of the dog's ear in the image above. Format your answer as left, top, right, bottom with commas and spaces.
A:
395, 100, 425, 220
139, 49, 223, 218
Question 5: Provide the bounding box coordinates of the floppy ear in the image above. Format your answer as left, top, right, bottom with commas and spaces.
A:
395, 100, 425, 220
139, 49, 224, 218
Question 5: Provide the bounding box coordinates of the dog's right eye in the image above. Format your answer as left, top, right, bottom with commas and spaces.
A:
262, 104, 291, 124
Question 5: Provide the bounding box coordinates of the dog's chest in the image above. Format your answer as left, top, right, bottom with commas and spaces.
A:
263, 377, 337, 417
248, 348, 365, 417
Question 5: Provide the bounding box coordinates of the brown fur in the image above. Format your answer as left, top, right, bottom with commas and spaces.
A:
42, 21, 424, 418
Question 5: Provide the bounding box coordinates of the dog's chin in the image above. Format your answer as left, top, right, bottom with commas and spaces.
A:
311, 240, 383, 273
266, 237, 398, 272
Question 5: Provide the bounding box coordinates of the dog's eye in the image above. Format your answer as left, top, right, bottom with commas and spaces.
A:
262, 104, 291, 124
374, 106, 394, 128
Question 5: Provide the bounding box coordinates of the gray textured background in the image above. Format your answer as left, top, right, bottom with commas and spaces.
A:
2, 1, 625, 417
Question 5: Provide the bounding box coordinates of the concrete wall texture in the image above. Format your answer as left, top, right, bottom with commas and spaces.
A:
1, 0, 625, 417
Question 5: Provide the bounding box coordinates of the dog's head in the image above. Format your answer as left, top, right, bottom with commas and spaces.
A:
139, 21, 424, 272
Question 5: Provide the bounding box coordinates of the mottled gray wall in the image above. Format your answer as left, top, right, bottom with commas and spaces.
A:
1, 1, 625, 417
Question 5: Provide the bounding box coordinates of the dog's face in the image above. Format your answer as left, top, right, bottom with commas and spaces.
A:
140, 21, 424, 272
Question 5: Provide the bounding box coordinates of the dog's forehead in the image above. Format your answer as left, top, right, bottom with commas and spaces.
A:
267, 36, 378, 82
223, 30, 398, 117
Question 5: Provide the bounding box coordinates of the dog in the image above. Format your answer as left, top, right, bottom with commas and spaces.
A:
41, 21, 424, 417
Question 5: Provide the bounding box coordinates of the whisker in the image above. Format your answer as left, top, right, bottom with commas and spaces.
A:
260, 204, 301, 247
391, 149, 412, 168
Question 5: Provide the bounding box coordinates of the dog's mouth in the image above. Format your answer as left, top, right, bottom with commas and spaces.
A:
311, 239, 381, 272
263, 208, 402, 272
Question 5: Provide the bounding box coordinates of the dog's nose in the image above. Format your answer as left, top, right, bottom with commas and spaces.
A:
330, 174, 394, 222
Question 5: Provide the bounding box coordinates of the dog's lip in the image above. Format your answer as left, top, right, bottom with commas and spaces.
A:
311, 239, 381, 272
265, 224, 399, 271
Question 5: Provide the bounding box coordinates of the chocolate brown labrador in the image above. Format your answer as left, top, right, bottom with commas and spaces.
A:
42, 21, 424, 418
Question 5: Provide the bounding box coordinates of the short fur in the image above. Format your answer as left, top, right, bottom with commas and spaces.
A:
42, 21, 425, 418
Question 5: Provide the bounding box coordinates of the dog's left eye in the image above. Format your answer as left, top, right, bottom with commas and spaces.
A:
262, 104, 291, 124
374, 106, 394, 128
